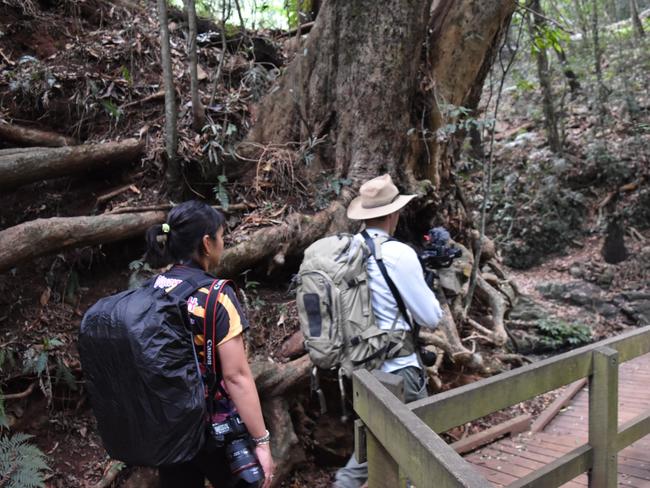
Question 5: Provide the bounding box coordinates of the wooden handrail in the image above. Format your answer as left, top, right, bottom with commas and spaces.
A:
353, 370, 491, 488
353, 326, 650, 487
408, 326, 650, 433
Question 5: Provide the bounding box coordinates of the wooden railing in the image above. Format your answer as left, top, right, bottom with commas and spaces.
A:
353, 325, 650, 488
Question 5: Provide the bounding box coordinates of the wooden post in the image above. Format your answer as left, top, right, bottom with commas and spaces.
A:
588, 347, 618, 488
365, 371, 405, 488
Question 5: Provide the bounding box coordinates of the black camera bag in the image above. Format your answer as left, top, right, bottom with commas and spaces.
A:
79, 268, 228, 466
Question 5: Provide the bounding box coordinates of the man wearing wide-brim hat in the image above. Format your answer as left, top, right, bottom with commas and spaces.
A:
334, 174, 443, 488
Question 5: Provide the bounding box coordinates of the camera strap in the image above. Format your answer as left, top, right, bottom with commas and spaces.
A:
361, 230, 412, 328
204, 278, 232, 418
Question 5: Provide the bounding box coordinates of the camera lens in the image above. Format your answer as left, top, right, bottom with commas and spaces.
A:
226, 438, 264, 487
420, 348, 437, 367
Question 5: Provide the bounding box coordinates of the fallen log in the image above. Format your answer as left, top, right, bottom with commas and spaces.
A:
0, 122, 76, 147
252, 354, 311, 397
0, 138, 143, 190
216, 189, 354, 278
0, 211, 165, 273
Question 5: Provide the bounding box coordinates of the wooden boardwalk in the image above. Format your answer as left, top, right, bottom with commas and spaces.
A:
465, 353, 650, 487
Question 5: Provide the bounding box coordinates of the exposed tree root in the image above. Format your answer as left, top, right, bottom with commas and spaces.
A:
474, 275, 509, 346
263, 396, 305, 487
252, 354, 311, 397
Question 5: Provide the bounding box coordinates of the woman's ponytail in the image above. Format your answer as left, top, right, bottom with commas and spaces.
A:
143, 201, 225, 268
144, 223, 173, 268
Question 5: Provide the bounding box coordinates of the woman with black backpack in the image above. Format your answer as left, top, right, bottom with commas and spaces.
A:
143, 200, 276, 488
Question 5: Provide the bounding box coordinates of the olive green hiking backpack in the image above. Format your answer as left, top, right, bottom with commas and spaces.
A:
296, 234, 414, 379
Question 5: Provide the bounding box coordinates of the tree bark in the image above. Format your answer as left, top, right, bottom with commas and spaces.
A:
0, 212, 165, 273
238, 0, 434, 185
573, 0, 591, 45
592, 0, 608, 122
185, 0, 205, 132
630, 0, 646, 39
157, 0, 180, 195
0, 123, 76, 147
0, 139, 143, 190
216, 191, 353, 278
530, 0, 562, 153
414, 0, 516, 187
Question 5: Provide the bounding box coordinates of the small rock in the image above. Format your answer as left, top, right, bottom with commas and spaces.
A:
569, 266, 583, 278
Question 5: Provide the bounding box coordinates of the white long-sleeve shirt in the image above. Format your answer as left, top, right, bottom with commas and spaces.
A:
355, 228, 443, 373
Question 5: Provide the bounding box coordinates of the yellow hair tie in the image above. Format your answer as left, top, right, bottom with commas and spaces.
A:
162, 223, 171, 234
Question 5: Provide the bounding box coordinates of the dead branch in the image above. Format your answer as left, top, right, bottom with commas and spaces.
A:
96, 184, 140, 206
0, 139, 143, 190
279, 21, 315, 38
0, 122, 76, 147
93, 460, 126, 488
0, 211, 165, 273
120, 90, 166, 109
1, 382, 36, 400
106, 202, 254, 214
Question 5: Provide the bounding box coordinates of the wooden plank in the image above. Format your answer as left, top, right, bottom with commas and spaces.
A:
452, 415, 532, 455
410, 328, 650, 434
531, 380, 588, 433
588, 347, 619, 488
363, 370, 405, 483
617, 411, 650, 451
355, 419, 367, 464
506, 444, 592, 488
366, 430, 400, 488
353, 370, 490, 488
472, 456, 534, 479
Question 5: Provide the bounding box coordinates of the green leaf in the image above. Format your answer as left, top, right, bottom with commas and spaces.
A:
120, 65, 132, 85
0, 433, 50, 486
101, 99, 122, 120
214, 175, 230, 210
55, 357, 77, 391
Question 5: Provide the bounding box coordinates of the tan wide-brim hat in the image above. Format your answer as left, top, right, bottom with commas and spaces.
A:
347, 174, 416, 220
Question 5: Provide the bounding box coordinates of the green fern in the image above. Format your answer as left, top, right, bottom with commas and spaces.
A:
0, 433, 49, 488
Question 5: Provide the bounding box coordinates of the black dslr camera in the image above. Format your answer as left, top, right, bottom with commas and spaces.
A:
211, 414, 265, 487
419, 227, 463, 271
416, 227, 462, 367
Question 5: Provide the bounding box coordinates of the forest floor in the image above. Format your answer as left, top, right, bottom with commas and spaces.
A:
1, 0, 649, 486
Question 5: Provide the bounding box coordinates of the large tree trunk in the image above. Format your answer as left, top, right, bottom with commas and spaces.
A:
238, 0, 433, 185
592, 0, 608, 122
158, 0, 180, 195
421, 0, 516, 187
0, 123, 76, 147
0, 212, 164, 273
221, 0, 515, 281
185, 0, 205, 132
630, 0, 646, 39
0, 139, 143, 190
530, 0, 562, 153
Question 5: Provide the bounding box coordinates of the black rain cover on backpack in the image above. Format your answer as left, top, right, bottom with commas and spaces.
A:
78, 272, 215, 466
